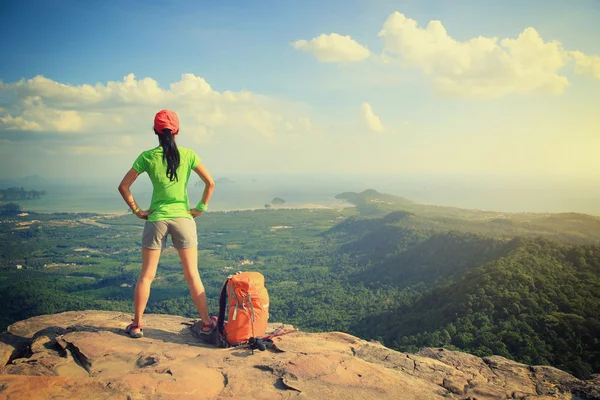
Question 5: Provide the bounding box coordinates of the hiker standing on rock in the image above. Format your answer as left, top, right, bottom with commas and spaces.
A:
118, 109, 217, 338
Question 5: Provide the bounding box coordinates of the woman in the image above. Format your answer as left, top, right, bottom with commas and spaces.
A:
118, 109, 216, 338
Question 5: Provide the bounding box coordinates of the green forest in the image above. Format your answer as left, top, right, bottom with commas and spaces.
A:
1, 190, 599, 379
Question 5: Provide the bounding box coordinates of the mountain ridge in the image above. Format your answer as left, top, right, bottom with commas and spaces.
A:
332, 189, 600, 244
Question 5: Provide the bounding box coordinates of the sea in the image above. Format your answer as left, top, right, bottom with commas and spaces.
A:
3, 173, 600, 216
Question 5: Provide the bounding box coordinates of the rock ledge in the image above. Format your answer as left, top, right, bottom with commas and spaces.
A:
0, 311, 598, 399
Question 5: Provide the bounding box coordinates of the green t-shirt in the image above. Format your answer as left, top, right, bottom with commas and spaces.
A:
132, 146, 201, 222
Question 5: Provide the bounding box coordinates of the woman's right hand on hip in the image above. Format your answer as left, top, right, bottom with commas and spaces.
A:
136, 210, 153, 220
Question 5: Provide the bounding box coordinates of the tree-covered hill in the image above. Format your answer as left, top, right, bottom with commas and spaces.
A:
351, 237, 600, 379
351, 231, 519, 289
327, 192, 600, 378
335, 190, 600, 244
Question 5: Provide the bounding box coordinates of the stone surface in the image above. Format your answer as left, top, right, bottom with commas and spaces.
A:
0, 310, 597, 399
0, 342, 15, 370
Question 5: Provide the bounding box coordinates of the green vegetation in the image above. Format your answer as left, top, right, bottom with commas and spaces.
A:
349, 234, 600, 379
1, 190, 599, 379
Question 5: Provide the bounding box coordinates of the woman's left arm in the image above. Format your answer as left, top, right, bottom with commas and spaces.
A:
118, 168, 151, 219
190, 162, 215, 218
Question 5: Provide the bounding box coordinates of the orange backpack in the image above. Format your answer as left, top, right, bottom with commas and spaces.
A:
217, 271, 269, 347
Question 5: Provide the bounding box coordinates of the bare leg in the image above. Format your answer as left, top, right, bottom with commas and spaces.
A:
132, 247, 161, 334
178, 246, 210, 323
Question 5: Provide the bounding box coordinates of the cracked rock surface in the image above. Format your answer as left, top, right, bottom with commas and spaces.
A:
0, 311, 598, 399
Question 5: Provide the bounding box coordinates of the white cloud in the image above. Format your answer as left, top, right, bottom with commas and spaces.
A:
297, 117, 313, 133
378, 12, 572, 98
362, 102, 384, 133
0, 74, 164, 107
570, 51, 600, 79
0, 98, 82, 132
0, 74, 314, 141
0, 114, 42, 131
292, 33, 370, 62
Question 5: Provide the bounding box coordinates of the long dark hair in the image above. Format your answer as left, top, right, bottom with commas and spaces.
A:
155, 128, 180, 182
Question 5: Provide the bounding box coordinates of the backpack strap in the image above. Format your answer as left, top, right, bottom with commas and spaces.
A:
217, 278, 230, 347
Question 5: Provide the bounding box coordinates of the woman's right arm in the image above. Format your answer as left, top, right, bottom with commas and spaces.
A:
190, 162, 215, 217
118, 168, 151, 219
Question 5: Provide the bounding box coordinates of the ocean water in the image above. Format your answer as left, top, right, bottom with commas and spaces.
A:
6, 175, 355, 214
4, 174, 600, 216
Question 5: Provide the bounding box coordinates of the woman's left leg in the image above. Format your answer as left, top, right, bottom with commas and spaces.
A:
178, 246, 211, 323
170, 218, 211, 324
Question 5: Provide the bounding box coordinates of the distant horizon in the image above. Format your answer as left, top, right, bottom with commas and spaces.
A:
3, 173, 600, 217
2, 170, 600, 183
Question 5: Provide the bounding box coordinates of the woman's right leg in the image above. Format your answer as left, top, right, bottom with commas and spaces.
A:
178, 246, 211, 323
132, 247, 161, 332
132, 220, 165, 334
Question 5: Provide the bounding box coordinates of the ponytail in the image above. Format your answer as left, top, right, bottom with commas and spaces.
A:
155, 128, 180, 182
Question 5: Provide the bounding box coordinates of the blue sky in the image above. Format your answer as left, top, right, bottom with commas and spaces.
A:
1, 0, 599, 180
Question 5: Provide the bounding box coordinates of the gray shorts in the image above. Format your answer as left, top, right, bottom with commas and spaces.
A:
142, 218, 198, 250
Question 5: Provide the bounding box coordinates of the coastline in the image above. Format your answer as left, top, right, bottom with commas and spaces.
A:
7, 202, 355, 218
213, 202, 354, 213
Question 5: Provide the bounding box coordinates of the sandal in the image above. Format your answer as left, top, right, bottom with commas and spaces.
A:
199, 316, 218, 335
125, 321, 144, 338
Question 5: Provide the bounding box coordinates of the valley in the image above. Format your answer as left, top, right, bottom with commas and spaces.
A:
1, 190, 599, 379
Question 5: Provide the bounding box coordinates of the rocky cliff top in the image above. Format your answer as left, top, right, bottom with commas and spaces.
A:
0, 310, 598, 399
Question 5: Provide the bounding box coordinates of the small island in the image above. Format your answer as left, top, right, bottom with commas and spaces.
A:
0, 187, 46, 201
265, 198, 285, 209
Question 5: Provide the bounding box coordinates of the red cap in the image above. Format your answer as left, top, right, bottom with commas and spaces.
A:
154, 109, 179, 135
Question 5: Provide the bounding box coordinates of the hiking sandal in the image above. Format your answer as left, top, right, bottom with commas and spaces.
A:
125, 321, 143, 338
199, 316, 218, 335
